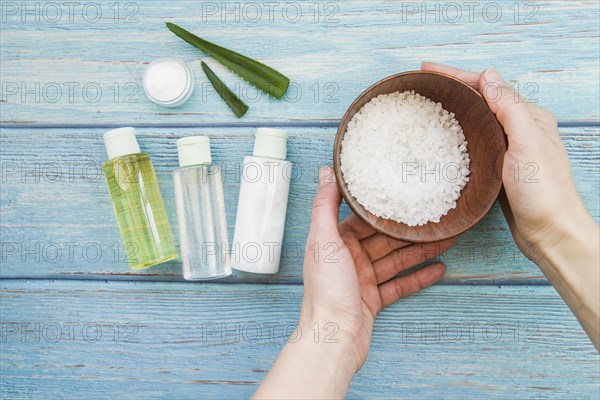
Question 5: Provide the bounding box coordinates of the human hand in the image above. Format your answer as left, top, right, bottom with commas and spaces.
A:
421, 62, 593, 258
419, 63, 599, 351
300, 166, 455, 372
255, 167, 455, 399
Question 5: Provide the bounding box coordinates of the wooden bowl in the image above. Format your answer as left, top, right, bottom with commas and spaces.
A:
333, 71, 507, 243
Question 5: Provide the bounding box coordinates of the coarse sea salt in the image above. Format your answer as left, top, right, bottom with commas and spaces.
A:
340, 90, 470, 226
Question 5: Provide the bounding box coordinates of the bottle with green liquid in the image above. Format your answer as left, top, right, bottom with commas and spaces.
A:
102, 127, 177, 269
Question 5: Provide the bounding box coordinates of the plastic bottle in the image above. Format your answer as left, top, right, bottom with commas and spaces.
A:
173, 136, 231, 280
231, 128, 292, 274
102, 127, 177, 269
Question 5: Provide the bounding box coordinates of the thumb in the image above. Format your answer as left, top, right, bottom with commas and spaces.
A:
479, 68, 539, 143
310, 166, 342, 236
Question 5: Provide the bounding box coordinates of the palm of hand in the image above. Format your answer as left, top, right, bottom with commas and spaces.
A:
319, 231, 382, 368
303, 194, 453, 372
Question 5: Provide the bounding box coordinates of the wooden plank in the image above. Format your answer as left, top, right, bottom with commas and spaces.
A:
1, 1, 599, 125
0, 280, 598, 399
1, 127, 598, 282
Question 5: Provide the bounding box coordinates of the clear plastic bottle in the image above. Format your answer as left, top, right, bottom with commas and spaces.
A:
231, 128, 292, 274
102, 127, 177, 269
173, 136, 231, 280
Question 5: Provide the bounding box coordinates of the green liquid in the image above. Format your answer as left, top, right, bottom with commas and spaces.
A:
103, 153, 177, 269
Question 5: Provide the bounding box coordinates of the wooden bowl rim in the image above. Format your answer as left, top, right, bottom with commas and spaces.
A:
333, 70, 505, 243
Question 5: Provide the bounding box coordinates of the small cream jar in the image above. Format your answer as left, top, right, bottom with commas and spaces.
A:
143, 57, 194, 107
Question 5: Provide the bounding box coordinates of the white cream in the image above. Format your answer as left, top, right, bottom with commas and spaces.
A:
143, 57, 194, 107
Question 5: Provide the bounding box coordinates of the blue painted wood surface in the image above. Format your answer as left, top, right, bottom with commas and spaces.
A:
1, 0, 599, 398
0, 127, 598, 283
1, 281, 599, 399
1, 0, 599, 125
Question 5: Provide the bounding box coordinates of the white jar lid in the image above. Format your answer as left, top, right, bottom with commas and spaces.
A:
177, 136, 212, 167
104, 127, 141, 160
253, 128, 288, 160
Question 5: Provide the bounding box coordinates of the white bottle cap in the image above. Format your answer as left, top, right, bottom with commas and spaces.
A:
104, 127, 141, 160
253, 128, 288, 160
177, 136, 212, 167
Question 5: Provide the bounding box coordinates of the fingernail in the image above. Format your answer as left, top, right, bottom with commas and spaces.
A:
421, 61, 439, 70
484, 68, 503, 83
319, 166, 334, 187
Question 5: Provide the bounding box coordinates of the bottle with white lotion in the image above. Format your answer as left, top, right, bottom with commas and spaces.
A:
173, 136, 231, 280
231, 128, 292, 274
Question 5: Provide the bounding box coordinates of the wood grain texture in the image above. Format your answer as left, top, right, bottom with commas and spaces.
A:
1, 280, 598, 399
1, 1, 599, 397
1, 127, 598, 283
1, 0, 599, 125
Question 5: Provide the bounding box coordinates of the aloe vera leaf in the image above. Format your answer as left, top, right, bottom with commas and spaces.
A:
166, 22, 289, 99
201, 61, 249, 118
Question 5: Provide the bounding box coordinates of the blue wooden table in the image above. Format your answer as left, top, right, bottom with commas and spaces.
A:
1, 1, 599, 398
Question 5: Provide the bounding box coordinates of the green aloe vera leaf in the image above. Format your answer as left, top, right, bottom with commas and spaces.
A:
201, 61, 249, 118
166, 22, 289, 99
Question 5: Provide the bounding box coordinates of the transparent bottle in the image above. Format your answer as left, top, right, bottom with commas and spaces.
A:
173, 136, 231, 280
231, 128, 292, 274
102, 127, 177, 270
